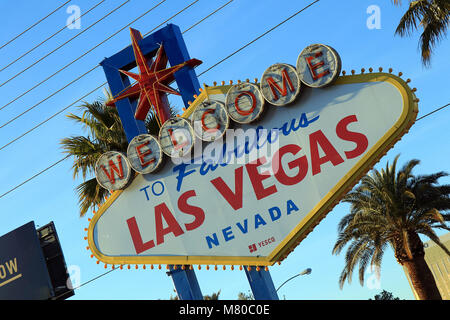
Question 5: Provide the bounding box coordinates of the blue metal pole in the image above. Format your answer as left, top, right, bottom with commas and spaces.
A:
245, 267, 279, 300
167, 265, 203, 300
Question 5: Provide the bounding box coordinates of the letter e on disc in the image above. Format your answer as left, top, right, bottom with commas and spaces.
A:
296, 44, 341, 88
127, 134, 163, 174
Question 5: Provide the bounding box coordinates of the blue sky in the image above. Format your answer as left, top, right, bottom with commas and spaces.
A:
0, 0, 449, 300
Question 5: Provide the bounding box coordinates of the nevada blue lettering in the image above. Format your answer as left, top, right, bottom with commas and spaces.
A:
268, 206, 281, 221
254, 214, 267, 229
287, 199, 299, 215
222, 226, 234, 241
205, 199, 300, 249
206, 233, 219, 249
236, 219, 248, 234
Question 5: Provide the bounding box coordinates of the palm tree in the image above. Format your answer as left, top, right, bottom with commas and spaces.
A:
333, 155, 450, 300
61, 91, 174, 216
392, 0, 450, 66
237, 291, 254, 300
169, 290, 221, 300
203, 290, 221, 300
369, 289, 401, 300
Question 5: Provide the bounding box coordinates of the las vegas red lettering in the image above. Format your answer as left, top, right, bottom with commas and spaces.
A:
210, 167, 244, 211
125, 114, 368, 253
210, 114, 368, 211
126, 190, 205, 254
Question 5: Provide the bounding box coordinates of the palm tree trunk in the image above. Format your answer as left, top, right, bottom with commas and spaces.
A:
402, 256, 442, 300
393, 231, 442, 300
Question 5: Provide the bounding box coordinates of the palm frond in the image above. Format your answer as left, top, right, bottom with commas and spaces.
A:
394, 0, 450, 66
75, 178, 109, 217
334, 154, 450, 288
61, 99, 133, 215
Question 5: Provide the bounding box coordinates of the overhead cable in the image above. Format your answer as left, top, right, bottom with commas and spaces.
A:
0, 0, 130, 89
0, 0, 106, 73
0, 0, 202, 133
0, 0, 72, 51
0, 0, 320, 200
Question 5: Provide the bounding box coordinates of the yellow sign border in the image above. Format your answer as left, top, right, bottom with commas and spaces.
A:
88, 72, 418, 267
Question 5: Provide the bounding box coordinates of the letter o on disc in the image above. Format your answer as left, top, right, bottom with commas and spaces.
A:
191, 100, 229, 142
159, 117, 195, 158
95, 151, 133, 191
260, 63, 301, 106
296, 44, 341, 88
127, 134, 163, 174
225, 82, 264, 124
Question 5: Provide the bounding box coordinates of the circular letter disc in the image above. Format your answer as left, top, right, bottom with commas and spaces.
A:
95, 151, 133, 191
260, 63, 301, 106
158, 117, 195, 158
225, 82, 264, 124
127, 134, 163, 174
191, 100, 229, 142
296, 44, 341, 88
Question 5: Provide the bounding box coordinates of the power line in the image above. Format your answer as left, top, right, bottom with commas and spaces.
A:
52, 268, 118, 300
181, 0, 234, 34
0, 0, 198, 123
0, 0, 169, 127
0, 0, 72, 51
0, 0, 201, 139
0, 0, 448, 295
0, 82, 105, 153
416, 103, 450, 121
198, 0, 320, 77
0, 0, 130, 89
2, 93, 446, 201
0, 155, 70, 200
0, 0, 168, 114
0, 0, 316, 201
0, 0, 106, 73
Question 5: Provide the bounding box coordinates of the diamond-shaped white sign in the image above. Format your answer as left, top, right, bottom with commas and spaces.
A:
88, 72, 417, 267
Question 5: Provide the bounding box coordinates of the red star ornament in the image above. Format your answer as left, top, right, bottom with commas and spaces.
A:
106, 28, 202, 124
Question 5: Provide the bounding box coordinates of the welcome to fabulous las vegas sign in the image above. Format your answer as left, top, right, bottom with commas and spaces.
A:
87, 29, 418, 268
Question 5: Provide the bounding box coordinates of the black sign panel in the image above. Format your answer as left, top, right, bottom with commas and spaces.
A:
0, 221, 54, 300
37, 222, 74, 300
